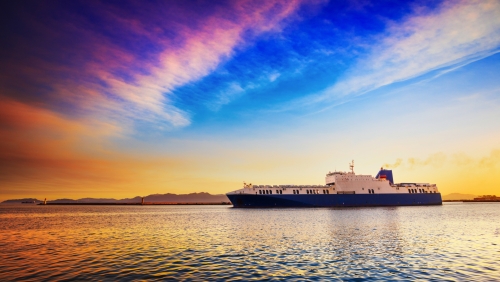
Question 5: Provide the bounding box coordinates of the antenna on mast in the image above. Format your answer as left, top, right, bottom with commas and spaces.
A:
349, 160, 354, 173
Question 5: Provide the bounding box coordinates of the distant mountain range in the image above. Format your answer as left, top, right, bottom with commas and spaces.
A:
2, 192, 479, 204
2, 198, 44, 204
1, 192, 230, 204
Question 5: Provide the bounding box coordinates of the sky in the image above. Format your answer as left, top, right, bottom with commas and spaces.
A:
1, 0, 499, 201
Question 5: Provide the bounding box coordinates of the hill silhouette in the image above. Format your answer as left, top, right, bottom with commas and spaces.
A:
2, 192, 229, 204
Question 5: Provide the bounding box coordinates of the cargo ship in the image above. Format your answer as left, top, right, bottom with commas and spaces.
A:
226, 161, 442, 207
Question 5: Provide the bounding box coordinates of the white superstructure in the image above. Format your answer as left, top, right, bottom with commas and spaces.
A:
227, 160, 439, 196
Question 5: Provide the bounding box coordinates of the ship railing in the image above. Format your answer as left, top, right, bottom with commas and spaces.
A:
250, 184, 331, 188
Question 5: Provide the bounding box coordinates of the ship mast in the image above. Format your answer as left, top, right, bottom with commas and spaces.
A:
349, 160, 354, 173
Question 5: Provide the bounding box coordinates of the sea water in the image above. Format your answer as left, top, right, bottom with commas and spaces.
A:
0, 203, 498, 281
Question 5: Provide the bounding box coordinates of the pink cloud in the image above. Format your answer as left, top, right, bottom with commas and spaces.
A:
2, 0, 323, 130
93, 0, 322, 127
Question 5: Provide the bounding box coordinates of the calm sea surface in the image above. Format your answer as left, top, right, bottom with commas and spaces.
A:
0, 203, 499, 281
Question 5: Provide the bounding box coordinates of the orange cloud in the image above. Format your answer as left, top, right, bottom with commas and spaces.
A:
0, 98, 243, 201
0, 98, 179, 199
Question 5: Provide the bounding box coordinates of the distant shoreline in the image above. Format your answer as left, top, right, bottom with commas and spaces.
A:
443, 200, 500, 202
38, 202, 232, 205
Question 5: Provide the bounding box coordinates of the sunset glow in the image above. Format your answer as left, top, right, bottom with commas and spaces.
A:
1, 0, 499, 201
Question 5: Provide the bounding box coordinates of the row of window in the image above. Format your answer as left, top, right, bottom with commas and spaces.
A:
258, 190, 283, 195
409, 189, 436, 194
256, 188, 437, 195
259, 189, 332, 195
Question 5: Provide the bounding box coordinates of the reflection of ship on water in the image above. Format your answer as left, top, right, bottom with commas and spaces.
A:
227, 160, 442, 207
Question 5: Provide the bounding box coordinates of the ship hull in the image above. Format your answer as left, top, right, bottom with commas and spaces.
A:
227, 193, 442, 208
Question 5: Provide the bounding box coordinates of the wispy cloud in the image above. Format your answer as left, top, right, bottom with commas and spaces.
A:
2, 0, 323, 130
315, 0, 500, 103
208, 82, 247, 112
108, 0, 321, 125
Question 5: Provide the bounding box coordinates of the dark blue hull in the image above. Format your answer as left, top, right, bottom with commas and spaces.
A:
227, 193, 442, 208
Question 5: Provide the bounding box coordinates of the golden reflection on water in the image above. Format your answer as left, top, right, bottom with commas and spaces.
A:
0, 203, 499, 280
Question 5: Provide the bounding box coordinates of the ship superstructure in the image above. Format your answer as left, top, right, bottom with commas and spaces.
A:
226, 161, 441, 207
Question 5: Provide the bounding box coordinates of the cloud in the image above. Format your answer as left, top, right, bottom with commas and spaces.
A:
268, 72, 281, 82
208, 82, 246, 112
0, 99, 122, 160
2, 0, 322, 130
0, 98, 120, 185
316, 0, 500, 102
0, 98, 193, 199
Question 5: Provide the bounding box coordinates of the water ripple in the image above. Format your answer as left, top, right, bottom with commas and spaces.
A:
0, 203, 499, 281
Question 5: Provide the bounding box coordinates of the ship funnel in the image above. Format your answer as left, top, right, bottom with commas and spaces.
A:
376, 169, 394, 184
